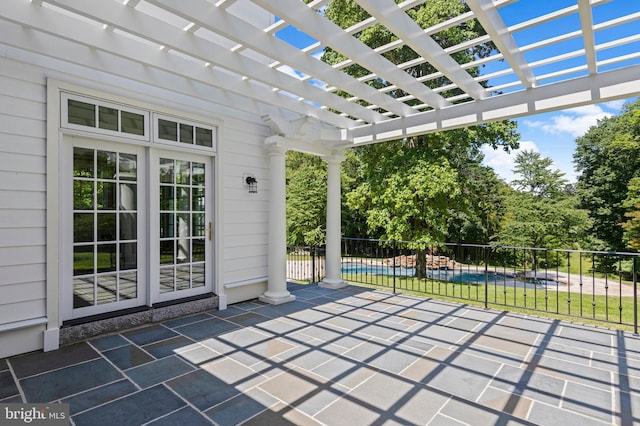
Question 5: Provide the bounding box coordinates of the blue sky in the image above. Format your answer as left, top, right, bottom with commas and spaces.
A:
481, 99, 632, 184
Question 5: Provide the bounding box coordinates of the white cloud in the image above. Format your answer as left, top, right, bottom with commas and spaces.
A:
603, 99, 626, 111
523, 104, 612, 137
481, 141, 539, 184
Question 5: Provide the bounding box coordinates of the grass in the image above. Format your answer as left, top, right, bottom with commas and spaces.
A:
341, 272, 639, 332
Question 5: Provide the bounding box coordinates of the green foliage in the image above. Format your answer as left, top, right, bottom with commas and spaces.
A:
511, 150, 568, 197
574, 99, 640, 250
286, 151, 327, 246
495, 151, 591, 249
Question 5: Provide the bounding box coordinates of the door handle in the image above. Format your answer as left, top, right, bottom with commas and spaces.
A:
207, 222, 212, 241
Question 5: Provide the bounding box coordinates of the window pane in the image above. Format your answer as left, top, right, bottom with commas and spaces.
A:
120, 272, 137, 299
97, 182, 117, 210
73, 277, 94, 308
97, 244, 117, 272
192, 264, 205, 287
160, 213, 174, 238
68, 99, 95, 127
120, 213, 137, 240
160, 186, 174, 210
74, 213, 94, 243
97, 213, 117, 241
97, 151, 117, 179
176, 265, 190, 290
74, 147, 94, 178
160, 241, 175, 265
192, 214, 205, 237
177, 237, 190, 263
73, 245, 94, 276
121, 111, 145, 136
74, 180, 94, 210
97, 274, 117, 304
120, 183, 137, 210
176, 161, 190, 185
160, 158, 174, 183
192, 188, 204, 211
177, 187, 190, 211
177, 213, 190, 238
120, 242, 137, 270
192, 163, 205, 186
119, 154, 137, 181
158, 119, 178, 141
195, 127, 213, 148
99, 106, 118, 131
160, 267, 174, 293
180, 123, 193, 144
193, 239, 205, 261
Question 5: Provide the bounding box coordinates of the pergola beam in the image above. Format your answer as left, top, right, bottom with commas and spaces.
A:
348, 65, 640, 144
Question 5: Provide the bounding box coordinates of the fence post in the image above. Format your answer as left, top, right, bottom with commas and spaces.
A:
392, 241, 397, 294
311, 247, 316, 284
634, 256, 638, 336
484, 247, 489, 309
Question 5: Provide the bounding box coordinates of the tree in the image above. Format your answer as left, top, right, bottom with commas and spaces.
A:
511, 150, 567, 197
286, 151, 326, 246
494, 152, 591, 250
574, 99, 640, 250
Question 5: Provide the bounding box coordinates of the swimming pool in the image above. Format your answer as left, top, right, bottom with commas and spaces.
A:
341, 262, 510, 283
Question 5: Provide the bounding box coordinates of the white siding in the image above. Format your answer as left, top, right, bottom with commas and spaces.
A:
0, 42, 275, 355
0, 56, 48, 334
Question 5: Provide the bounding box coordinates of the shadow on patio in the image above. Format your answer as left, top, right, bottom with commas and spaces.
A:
2, 283, 640, 425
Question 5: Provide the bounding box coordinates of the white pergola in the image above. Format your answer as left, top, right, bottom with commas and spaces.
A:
2, 0, 639, 145
2, 0, 640, 301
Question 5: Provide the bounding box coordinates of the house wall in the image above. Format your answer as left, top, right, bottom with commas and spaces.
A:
0, 45, 273, 358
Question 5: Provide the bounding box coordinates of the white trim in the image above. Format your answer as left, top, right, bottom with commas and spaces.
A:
0, 317, 47, 333
224, 276, 268, 289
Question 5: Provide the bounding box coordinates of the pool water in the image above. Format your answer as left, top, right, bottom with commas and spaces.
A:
341, 263, 510, 283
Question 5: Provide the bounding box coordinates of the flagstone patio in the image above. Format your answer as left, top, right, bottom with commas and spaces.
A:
2, 283, 640, 425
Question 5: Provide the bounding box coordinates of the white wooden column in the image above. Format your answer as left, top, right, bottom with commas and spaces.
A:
260, 139, 296, 305
320, 150, 348, 289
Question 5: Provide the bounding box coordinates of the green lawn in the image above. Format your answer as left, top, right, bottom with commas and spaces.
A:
342, 272, 639, 332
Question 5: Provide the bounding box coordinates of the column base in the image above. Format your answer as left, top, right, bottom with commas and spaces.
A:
319, 278, 348, 289
259, 292, 296, 305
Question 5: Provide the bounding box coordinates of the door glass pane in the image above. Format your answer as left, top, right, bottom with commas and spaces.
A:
73, 147, 139, 310
74, 148, 94, 178
119, 154, 137, 181
97, 244, 117, 273
176, 161, 190, 185
74, 181, 94, 210
97, 182, 116, 210
97, 274, 117, 304
73, 277, 94, 308
160, 159, 174, 183
97, 151, 117, 179
74, 214, 94, 243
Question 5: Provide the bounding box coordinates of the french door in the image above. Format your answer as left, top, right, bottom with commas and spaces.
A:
64, 138, 214, 320
150, 150, 213, 303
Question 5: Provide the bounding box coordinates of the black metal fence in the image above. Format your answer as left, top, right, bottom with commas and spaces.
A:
288, 238, 640, 332
286, 246, 326, 284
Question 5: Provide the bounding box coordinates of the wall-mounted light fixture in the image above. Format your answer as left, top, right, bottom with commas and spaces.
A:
244, 174, 257, 193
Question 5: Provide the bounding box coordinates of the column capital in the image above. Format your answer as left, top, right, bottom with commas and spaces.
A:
322, 149, 346, 164
264, 135, 290, 156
